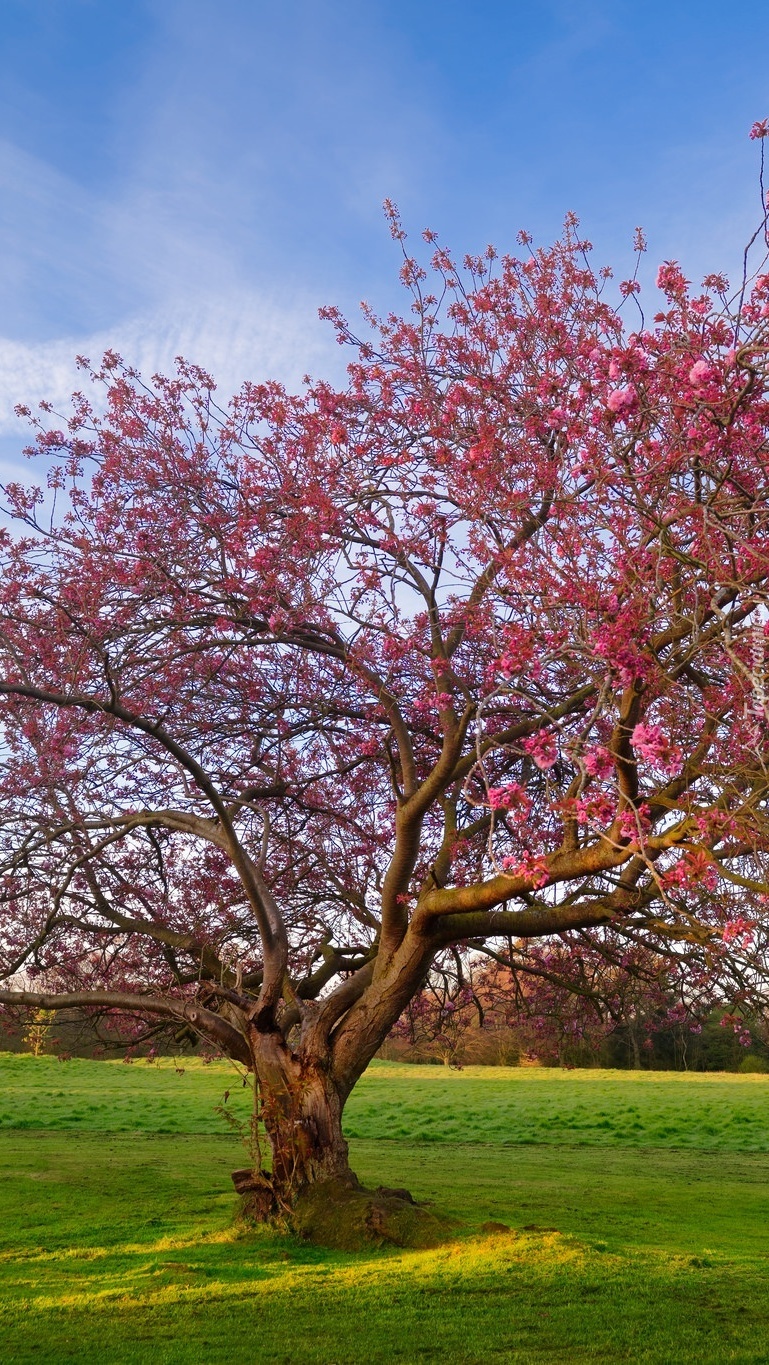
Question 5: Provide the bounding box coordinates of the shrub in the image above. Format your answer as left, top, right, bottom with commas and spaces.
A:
738, 1055, 769, 1074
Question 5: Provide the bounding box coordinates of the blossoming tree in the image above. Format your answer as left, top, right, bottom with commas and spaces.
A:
1, 128, 769, 1217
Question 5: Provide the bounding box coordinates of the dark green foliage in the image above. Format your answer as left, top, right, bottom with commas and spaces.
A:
738, 1055, 769, 1073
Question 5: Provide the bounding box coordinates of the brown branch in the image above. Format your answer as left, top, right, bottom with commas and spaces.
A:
429, 885, 646, 946
0, 989, 251, 1065
0, 680, 287, 984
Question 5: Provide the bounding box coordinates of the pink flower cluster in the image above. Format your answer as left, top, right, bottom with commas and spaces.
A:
500, 851, 550, 888
720, 1015, 752, 1047
684, 849, 719, 891
618, 803, 651, 839
575, 792, 615, 828
688, 359, 716, 387
606, 385, 637, 416
522, 729, 558, 770
631, 722, 682, 776
660, 850, 719, 893
656, 261, 689, 296
660, 859, 688, 891
582, 745, 614, 778
487, 782, 530, 813
722, 917, 755, 948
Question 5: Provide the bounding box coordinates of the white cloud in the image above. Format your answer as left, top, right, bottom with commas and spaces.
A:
0, 286, 338, 455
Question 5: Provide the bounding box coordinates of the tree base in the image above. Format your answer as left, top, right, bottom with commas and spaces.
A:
232, 1164, 361, 1225
232, 1168, 282, 1222
289, 1178, 462, 1251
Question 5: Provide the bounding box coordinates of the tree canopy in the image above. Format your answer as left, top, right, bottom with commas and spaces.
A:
1, 141, 769, 1211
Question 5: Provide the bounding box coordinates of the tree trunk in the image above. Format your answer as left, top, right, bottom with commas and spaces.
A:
628, 1019, 642, 1070
232, 935, 435, 1223
232, 1025, 356, 1220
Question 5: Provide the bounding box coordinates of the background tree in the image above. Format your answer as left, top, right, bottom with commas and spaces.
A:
1, 128, 769, 1219
388, 939, 724, 1069
389, 950, 485, 1066
474, 940, 717, 1069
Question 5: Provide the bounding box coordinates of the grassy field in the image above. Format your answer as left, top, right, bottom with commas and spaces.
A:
1, 1056, 768, 1363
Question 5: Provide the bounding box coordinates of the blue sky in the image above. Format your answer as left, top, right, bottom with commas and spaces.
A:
1, 0, 767, 464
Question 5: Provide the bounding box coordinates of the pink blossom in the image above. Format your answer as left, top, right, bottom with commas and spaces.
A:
618, 803, 651, 839
546, 406, 567, 428
606, 385, 637, 416
487, 782, 530, 813
575, 792, 615, 828
655, 261, 691, 300
749, 119, 769, 140
500, 851, 549, 888
583, 745, 614, 779
522, 730, 558, 770
682, 849, 719, 891
631, 722, 682, 775
721, 1015, 752, 1047
631, 722, 664, 761
688, 359, 715, 387
694, 810, 732, 841
660, 858, 690, 891
722, 917, 755, 948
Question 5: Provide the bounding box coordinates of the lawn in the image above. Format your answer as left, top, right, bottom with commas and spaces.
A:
1, 1055, 768, 1363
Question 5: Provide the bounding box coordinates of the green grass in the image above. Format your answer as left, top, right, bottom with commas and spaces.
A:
4, 1053, 769, 1150
0, 1051, 254, 1134
346, 1060, 769, 1150
1, 1055, 769, 1362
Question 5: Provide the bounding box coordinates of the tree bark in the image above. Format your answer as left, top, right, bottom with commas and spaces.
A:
233, 1024, 357, 1219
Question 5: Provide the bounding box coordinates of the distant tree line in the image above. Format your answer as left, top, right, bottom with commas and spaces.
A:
382, 948, 769, 1072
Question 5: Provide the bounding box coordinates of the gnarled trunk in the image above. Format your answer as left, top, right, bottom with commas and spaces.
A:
232, 935, 435, 1222
232, 1025, 356, 1220
231, 1021, 459, 1252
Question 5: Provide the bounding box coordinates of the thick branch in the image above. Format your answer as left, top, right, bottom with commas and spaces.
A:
430, 886, 646, 945
0, 989, 251, 1065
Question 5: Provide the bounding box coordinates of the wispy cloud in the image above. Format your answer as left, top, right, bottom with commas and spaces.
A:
0, 0, 438, 464
1, 0, 767, 474
0, 72, 344, 460
0, 287, 337, 436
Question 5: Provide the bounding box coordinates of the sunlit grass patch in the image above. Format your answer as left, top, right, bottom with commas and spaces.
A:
2, 1214, 767, 1364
